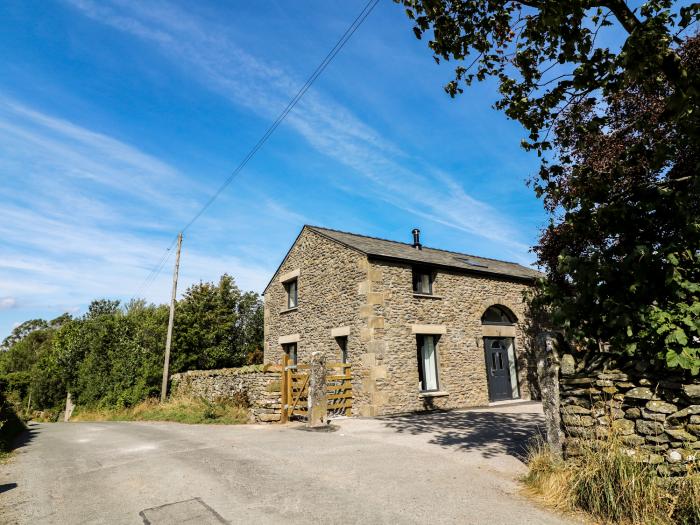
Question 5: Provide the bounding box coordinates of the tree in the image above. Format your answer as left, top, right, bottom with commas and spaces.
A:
2, 274, 264, 410
398, 1, 700, 373
86, 299, 121, 319
173, 274, 263, 371
1, 319, 48, 351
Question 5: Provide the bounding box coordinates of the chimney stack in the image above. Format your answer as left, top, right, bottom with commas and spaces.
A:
411, 228, 422, 250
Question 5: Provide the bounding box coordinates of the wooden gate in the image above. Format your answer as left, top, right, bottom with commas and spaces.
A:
326, 363, 352, 417
280, 355, 352, 423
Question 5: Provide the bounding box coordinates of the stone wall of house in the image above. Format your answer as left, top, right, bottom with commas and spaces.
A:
170, 365, 282, 423
263, 227, 539, 418
362, 259, 537, 416
560, 352, 700, 475
263, 228, 368, 414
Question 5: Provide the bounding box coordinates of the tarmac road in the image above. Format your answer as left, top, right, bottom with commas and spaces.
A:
0, 402, 575, 524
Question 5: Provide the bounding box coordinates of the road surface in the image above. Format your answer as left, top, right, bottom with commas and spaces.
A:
1, 402, 574, 524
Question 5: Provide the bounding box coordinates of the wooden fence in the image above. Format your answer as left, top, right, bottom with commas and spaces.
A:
280, 354, 352, 423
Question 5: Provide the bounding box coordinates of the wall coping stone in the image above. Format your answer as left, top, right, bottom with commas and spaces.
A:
171, 364, 280, 380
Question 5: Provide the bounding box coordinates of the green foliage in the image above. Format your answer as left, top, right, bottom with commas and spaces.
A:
0, 389, 25, 455
173, 274, 263, 371
0, 274, 264, 412
399, 1, 700, 373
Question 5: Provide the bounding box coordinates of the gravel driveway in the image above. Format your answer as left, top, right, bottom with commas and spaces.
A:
0, 401, 574, 524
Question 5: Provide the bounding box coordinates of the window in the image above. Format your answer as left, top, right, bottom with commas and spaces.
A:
481, 305, 516, 325
412, 267, 433, 295
285, 279, 298, 309
283, 342, 297, 366
416, 335, 439, 391
336, 336, 348, 364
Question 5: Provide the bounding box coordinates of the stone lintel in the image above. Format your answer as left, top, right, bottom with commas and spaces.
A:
278, 268, 300, 283
331, 326, 350, 338
482, 325, 516, 337
278, 333, 300, 344
411, 324, 447, 335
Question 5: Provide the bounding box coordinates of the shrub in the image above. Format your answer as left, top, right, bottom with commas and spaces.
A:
0, 390, 26, 456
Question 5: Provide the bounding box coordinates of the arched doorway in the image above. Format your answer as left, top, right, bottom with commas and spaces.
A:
481, 305, 519, 402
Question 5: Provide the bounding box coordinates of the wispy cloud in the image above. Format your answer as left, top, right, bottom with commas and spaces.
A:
0, 97, 279, 324
65, 0, 529, 256
0, 298, 17, 310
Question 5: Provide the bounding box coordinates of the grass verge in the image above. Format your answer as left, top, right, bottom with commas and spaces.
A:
524, 437, 700, 525
71, 396, 249, 425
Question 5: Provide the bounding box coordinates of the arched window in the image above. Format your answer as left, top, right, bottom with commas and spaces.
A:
481, 305, 516, 325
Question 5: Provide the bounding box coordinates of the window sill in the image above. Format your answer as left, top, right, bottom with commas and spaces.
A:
412, 293, 443, 299
280, 307, 298, 314
418, 391, 449, 398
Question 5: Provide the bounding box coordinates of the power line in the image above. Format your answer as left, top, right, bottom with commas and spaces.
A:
131, 234, 178, 300
181, 0, 380, 234
131, 0, 380, 299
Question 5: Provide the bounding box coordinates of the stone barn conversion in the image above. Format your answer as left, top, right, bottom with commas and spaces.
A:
263, 225, 541, 417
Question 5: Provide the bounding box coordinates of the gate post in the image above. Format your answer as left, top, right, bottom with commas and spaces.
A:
280, 353, 289, 424
536, 332, 562, 458
308, 352, 327, 427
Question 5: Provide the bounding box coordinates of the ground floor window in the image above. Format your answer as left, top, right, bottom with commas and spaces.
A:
336, 336, 348, 364
416, 335, 439, 391
283, 342, 297, 365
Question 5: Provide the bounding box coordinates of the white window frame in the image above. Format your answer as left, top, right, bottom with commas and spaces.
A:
283, 342, 297, 366
412, 267, 434, 295
285, 279, 298, 309
417, 334, 440, 392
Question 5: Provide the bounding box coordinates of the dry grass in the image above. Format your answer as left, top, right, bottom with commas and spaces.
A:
524, 437, 700, 525
71, 396, 249, 425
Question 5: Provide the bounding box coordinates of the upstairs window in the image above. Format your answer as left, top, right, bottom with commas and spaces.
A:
285, 279, 298, 309
412, 267, 433, 295
481, 305, 516, 325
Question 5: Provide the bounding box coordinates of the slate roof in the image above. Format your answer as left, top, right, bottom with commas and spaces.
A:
307, 226, 541, 281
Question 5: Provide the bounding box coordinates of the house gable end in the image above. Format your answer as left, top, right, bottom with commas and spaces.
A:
263, 225, 367, 295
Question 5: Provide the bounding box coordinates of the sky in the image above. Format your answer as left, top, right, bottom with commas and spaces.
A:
0, 0, 549, 339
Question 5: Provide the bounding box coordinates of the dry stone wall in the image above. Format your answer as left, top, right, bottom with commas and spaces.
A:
170, 365, 282, 423
560, 352, 700, 475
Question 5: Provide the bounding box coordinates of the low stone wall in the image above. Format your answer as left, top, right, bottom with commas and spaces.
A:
560, 352, 700, 476
170, 365, 282, 423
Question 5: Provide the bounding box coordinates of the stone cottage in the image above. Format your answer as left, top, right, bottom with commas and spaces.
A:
263, 225, 541, 417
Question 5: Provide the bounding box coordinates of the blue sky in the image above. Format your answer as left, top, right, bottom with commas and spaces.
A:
0, 0, 548, 339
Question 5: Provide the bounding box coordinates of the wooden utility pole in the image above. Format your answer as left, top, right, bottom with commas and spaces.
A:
161, 232, 183, 402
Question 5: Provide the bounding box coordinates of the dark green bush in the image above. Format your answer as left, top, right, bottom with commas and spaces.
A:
0, 389, 26, 454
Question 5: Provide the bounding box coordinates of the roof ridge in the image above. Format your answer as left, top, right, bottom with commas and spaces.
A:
305, 225, 534, 269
